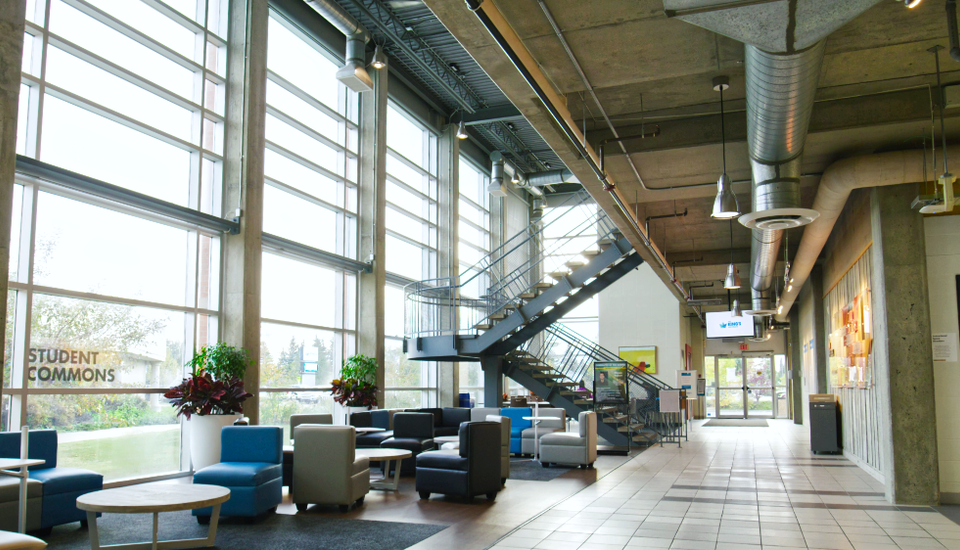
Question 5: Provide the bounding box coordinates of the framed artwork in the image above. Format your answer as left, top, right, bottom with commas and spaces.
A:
619, 345, 657, 375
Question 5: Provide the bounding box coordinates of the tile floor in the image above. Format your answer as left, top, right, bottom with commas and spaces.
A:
488, 419, 960, 550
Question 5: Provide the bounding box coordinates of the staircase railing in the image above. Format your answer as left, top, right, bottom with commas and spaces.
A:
404, 190, 621, 338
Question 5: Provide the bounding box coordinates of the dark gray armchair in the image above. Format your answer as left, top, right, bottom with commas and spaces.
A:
415, 421, 501, 501
379, 412, 434, 475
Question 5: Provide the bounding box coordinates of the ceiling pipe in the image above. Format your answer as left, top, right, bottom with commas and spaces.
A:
774, 149, 959, 322
304, 0, 373, 93
948, 0, 960, 61
525, 169, 580, 187
489, 151, 507, 197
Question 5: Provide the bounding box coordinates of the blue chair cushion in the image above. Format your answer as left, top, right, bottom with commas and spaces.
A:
29, 467, 102, 495
220, 427, 282, 464
0, 429, 59, 470
499, 408, 532, 431
194, 462, 282, 487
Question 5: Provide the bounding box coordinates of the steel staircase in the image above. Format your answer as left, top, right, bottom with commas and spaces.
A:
402, 191, 678, 446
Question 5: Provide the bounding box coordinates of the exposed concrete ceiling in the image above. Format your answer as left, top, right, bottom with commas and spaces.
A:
422, 0, 960, 312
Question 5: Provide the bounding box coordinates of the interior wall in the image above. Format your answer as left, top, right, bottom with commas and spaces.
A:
797, 278, 817, 427
599, 263, 683, 388
926, 215, 960, 502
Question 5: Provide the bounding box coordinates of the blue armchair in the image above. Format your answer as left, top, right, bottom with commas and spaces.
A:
0, 429, 103, 531
498, 408, 532, 455
192, 426, 282, 523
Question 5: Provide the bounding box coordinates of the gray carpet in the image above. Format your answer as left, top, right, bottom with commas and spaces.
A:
42, 510, 446, 550
704, 419, 769, 427
509, 458, 576, 481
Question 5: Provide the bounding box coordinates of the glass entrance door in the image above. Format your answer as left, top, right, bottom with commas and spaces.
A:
744, 355, 774, 418
716, 357, 745, 418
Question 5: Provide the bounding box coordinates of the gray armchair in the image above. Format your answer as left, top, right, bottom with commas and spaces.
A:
486, 415, 511, 484
292, 425, 370, 512
284, 414, 333, 487
539, 411, 597, 468
521, 408, 565, 455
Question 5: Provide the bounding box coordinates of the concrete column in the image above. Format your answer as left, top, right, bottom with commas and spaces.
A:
789, 307, 803, 424
481, 354, 503, 408
688, 315, 705, 418
221, 0, 267, 423
811, 265, 828, 394
0, 2, 25, 406
871, 184, 939, 505
437, 125, 459, 407
358, 68, 387, 408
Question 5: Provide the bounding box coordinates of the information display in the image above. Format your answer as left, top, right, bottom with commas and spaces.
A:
705, 310, 755, 339
593, 361, 629, 405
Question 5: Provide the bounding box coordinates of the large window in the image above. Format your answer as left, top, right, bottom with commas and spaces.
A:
6, 0, 227, 482
458, 159, 491, 405
384, 104, 438, 408
542, 203, 599, 341
258, 11, 359, 432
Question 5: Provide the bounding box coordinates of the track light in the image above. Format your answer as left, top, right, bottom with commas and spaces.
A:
732, 298, 742, 317
724, 262, 741, 290
456, 120, 468, 140
905, 0, 922, 7
511, 171, 520, 184
371, 45, 387, 69
711, 76, 739, 219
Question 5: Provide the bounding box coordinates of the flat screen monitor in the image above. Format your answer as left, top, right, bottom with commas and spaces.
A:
705, 310, 755, 339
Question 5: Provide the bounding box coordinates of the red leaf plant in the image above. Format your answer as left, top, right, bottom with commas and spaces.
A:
164, 371, 252, 419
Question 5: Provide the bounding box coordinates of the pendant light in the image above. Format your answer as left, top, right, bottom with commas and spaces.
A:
723, 220, 741, 289
732, 296, 742, 317
456, 120, 469, 140
711, 76, 740, 219
371, 44, 387, 69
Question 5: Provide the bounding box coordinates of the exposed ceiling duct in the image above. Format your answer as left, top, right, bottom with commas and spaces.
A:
524, 169, 580, 188
305, 0, 373, 93
663, 0, 883, 316
489, 151, 507, 197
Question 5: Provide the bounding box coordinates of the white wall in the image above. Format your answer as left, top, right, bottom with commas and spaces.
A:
704, 332, 786, 356
926, 215, 960, 497
599, 263, 684, 387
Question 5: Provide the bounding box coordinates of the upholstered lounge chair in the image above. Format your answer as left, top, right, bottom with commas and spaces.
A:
379, 413, 434, 476
415, 421, 501, 501
539, 411, 597, 469
292, 425, 369, 512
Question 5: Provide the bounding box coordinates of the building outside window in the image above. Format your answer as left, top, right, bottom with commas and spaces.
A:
457, 158, 490, 405
258, 11, 359, 439
6, 0, 227, 482
384, 104, 438, 408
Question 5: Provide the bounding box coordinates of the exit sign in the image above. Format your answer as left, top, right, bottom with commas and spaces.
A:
740, 343, 749, 351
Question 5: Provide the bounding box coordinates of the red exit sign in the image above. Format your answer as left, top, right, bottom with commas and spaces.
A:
740, 343, 749, 351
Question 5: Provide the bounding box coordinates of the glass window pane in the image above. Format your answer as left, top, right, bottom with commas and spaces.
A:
4, 291, 16, 392
267, 79, 340, 144
263, 185, 339, 253
265, 149, 339, 203
50, 0, 196, 100
28, 293, 188, 390
386, 206, 430, 245
267, 17, 339, 111
260, 323, 342, 389
9, 185, 22, 282
387, 106, 424, 166
385, 235, 424, 281
265, 114, 339, 174
387, 180, 427, 219
26, 393, 180, 482
387, 156, 429, 196
260, 393, 334, 441
385, 284, 404, 339
261, 253, 338, 328
33, 193, 191, 306
45, 46, 194, 143
16, 84, 29, 156
40, 95, 191, 205
84, 0, 198, 60
385, 339, 422, 387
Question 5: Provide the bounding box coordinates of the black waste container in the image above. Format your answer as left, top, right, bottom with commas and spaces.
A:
809, 394, 840, 453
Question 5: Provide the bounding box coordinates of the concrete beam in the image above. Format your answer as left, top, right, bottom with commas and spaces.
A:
591, 88, 954, 154
0, 1, 25, 406
222, 0, 268, 423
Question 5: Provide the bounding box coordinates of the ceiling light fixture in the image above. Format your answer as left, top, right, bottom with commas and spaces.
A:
723, 220, 741, 289
511, 171, 520, 184
371, 45, 387, 69
456, 120, 468, 140
905, 0, 922, 7
732, 298, 742, 317
711, 76, 740, 219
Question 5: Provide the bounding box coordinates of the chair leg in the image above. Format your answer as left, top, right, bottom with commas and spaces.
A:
486, 492, 497, 501
296, 503, 308, 512
339, 504, 351, 513
197, 515, 210, 525
419, 491, 430, 500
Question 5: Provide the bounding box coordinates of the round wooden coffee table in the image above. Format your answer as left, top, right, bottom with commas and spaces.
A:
356, 448, 412, 491
76, 483, 231, 550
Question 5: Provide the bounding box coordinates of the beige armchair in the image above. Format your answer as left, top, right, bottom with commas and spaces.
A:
292, 425, 370, 512
290, 413, 333, 437
486, 415, 511, 484
539, 411, 597, 469
521, 408, 565, 455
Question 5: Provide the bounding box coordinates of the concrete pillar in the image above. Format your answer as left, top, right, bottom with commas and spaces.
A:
789, 307, 803, 424
481, 354, 503, 408
437, 125, 459, 407
811, 265, 829, 394
688, 315, 705, 418
871, 184, 938, 505
0, 2, 25, 405
358, 68, 387, 408
221, 0, 267, 423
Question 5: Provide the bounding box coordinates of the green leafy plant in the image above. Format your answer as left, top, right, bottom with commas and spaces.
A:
164, 343, 252, 418
187, 342, 249, 381
330, 354, 378, 408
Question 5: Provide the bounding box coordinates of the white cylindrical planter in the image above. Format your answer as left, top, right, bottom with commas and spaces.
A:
188, 414, 241, 471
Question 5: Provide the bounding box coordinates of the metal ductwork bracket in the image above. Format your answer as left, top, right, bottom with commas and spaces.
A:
305, 0, 374, 93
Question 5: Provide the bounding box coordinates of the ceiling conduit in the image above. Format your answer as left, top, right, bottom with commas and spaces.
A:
774, 149, 957, 322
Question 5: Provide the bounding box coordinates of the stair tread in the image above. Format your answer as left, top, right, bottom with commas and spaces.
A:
534, 282, 553, 289
475, 323, 492, 330
581, 250, 601, 257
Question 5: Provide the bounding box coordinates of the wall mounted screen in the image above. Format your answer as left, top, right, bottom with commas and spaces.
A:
705, 311, 755, 339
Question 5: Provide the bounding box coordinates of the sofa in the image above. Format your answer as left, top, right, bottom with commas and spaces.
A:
539, 411, 597, 468
350, 409, 396, 448
0, 429, 103, 531
520, 408, 566, 455
292, 425, 369, 513
378, 413, 434, 476
497, 407, 532, 455
0, 477, 42, 532
415, 421, 501, 501
193, 426, 283, 522
407, 408, 471, 437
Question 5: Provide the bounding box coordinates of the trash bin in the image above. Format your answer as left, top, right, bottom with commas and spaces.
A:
809, 394, 840, 453
459, 392, 472, 408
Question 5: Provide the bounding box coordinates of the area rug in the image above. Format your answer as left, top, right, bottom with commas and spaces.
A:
42, 510, 446, 550
509, 458, 576, 481
704, 419, 769, 427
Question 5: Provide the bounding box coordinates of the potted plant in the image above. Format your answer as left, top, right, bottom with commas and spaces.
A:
330, 354, 378, 413
164, 343, 252, 471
